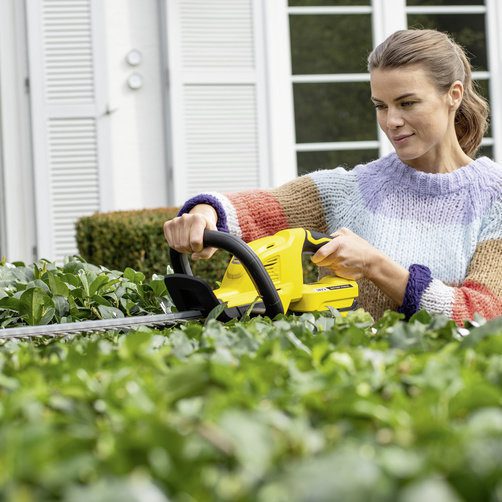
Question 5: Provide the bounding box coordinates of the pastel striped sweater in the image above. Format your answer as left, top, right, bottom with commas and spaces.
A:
180, 153, 502, 324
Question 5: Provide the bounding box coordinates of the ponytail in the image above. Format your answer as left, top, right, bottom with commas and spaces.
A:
454, 49, 489, 157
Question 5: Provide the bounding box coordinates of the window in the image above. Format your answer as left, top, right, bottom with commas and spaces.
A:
285, 0, 501, 175
288, 1, 378, 174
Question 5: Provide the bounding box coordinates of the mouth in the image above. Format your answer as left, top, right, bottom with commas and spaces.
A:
392, 133, 414, 144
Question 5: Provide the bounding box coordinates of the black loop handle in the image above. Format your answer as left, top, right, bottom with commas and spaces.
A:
169, 230, 284, 318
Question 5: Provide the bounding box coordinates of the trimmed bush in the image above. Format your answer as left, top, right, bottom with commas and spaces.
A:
76, 208, 231, 286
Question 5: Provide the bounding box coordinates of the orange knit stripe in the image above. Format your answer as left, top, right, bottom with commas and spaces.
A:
227, 190, 289, 242
452, 279, 502, 324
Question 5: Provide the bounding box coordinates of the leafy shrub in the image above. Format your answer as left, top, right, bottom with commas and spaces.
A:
0, 309, 502, 500
0, 257, 172, 328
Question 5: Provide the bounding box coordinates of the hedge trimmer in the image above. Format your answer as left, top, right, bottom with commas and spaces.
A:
0, 229, 358, 339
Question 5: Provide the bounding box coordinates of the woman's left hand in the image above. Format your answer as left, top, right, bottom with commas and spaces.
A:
312, 227, 410, 305
311, 227, 380, 281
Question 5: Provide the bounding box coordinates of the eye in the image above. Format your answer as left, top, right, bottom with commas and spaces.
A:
373, 103, 386, 110
401, 101, 415, 108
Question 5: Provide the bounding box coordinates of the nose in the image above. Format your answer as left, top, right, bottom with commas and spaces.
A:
386, 107, 404, 129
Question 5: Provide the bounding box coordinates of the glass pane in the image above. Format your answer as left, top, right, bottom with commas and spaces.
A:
407, 14, 487, 71
294, 82, 377, 143
289, 0, 370, 5
477, 145, 492, 159
407, 0, 484, 5
290, 15, 372, 74
475, 79, 492, 137
297, 149, 379, 175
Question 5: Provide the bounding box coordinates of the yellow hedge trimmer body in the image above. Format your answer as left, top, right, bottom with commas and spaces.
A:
215, 228, 358, 315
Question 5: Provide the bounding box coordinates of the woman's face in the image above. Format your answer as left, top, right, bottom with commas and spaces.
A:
370, 65, 464, 171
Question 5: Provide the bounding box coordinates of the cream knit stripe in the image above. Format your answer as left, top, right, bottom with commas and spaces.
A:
202, 191, 242, 239
419, 279, 455, 318
465, 238, 502, 297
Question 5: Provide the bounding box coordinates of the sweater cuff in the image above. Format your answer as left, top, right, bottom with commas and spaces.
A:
398, 264, 433, 319
177, 194, 229, 233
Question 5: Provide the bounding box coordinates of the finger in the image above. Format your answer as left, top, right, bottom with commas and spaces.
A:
163, 219, 173, 245
190, 209, 219, 254
312, 254, 338, 268
164, 218, 184, 250
188, 215, 207, 253
311, 238, 341, 264
173, 215, 190, 253
192, 246, 217, 261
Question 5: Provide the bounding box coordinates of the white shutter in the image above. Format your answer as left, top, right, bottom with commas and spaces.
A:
27, 0, 108, 261
166, 0, 269, 204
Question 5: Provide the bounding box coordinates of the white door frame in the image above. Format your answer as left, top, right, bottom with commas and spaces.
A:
486, 0, 502, 162
0, 0, 36, 263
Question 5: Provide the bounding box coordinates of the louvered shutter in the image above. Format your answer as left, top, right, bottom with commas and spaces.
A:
27, 0, 107, 261
166, 0, 269, 204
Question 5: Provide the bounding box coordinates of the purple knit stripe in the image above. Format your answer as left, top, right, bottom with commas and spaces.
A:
177, 194, 229, 233
398, 264, 433, 320
356, 154, 499, 225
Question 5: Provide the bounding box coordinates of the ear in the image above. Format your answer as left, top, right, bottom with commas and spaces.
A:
448, 80, 464, 110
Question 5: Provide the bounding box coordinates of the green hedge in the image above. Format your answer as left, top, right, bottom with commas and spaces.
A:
75, 208, 231, 287
76, 208, 318, 286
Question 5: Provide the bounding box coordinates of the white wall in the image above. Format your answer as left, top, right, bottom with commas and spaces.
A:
104, 0, 168, 211
0, 0, 36, 263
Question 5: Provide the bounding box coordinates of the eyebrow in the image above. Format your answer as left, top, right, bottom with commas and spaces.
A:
371, 92, 418, 103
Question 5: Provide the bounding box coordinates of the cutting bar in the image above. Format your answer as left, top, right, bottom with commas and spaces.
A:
0, 310, 203, 340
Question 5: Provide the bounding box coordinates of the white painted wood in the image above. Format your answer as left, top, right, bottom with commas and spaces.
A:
296, 141, 380, 152
253, 0, 272, 189
27, 0, 109, 261
262, 0, 297, 185
406, 6, 486, 15
0, 0, 36, 262
371, 0, 406, 157
288, 6, 372, 15
472, 71, 491, 81
102, 0, 167, 211
165, 0, 269, 205
292, 74, 370, 83
372, 0, 406, 45
486, 0, 502, 162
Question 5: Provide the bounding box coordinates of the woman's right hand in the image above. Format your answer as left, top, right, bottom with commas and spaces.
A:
163, 204, 219, 260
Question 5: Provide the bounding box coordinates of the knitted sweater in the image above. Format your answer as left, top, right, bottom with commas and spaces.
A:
180, 153, 502, 324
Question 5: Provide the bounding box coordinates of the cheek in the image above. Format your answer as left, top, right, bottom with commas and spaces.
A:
376, 112, 386, 129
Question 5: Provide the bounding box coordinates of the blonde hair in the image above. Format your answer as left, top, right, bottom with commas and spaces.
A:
368, 29, 489, 157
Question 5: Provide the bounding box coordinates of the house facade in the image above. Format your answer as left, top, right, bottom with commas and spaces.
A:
0, 0, 501, 263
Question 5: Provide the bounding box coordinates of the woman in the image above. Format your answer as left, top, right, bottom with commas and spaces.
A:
164, 29, 502, 325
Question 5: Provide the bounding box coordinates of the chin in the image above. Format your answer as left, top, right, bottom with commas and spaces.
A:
394, 145, 428, 163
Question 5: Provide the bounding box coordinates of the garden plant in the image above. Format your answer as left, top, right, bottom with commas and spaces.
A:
0, 257, 501, 501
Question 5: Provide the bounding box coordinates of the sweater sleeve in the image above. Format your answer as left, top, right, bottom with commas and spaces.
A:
177, 174, 331, 242
399, 198, 502, 324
